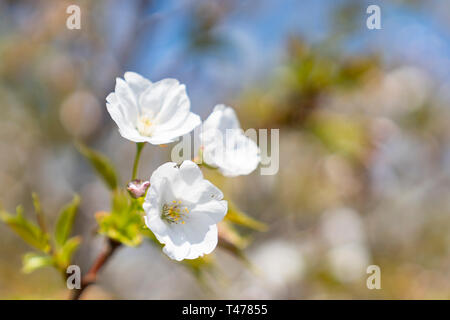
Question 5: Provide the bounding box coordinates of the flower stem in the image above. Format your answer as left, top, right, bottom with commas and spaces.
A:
131, 142, 145, 180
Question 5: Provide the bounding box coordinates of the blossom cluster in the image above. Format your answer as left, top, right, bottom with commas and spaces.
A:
106, 72, 261, 261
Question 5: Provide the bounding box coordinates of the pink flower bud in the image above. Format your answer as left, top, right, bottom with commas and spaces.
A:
127, 179, 150, 198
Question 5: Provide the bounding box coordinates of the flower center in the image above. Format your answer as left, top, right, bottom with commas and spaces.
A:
162, 200, 189, 224
137, 113, 155, 136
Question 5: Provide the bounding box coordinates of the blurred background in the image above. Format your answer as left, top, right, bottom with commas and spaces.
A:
1, 0, 450, 299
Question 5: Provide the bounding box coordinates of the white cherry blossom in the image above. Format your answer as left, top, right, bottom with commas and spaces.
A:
143, 161, 228, 261
106, 72, 201, 145
199, 104, 260, 177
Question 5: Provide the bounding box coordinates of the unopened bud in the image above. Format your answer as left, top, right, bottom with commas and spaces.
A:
127, 179, 150, 198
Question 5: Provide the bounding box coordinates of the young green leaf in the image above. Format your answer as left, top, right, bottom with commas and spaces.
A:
76, 143, 118, 190
0, 206, 50, 253
54, 195, 80, 246
54, 236, 81, 269
218, 222, 255, 271
96, 211, 143, 247
225, 201, 268, 232
218, 220, 249, 249
95, 192, 144, 247
22, 253, 54, 274
31, 192, 47, 234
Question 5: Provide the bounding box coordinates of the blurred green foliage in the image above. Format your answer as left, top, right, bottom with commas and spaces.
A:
96, 191, 144, 247
76, 143, 119, 190
1, 193, 81, 277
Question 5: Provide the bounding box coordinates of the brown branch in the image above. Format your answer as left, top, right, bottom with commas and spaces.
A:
70, 239, 121, 300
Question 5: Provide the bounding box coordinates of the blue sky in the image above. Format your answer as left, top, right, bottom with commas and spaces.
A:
106, 0, 450, 115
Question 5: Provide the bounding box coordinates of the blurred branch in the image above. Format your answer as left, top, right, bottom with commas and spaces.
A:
70, 238, 121, 300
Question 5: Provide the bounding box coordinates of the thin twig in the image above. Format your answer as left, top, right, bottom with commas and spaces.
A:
70, 239, 121, 300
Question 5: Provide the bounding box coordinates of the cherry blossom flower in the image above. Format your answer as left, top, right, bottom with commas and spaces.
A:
106, 72, 201, 145
143, 161, 227, 261
199, 104, 260, 177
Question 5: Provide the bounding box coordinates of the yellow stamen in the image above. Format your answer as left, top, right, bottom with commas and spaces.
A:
137, 113, 155, 136
162, 200, 190, 224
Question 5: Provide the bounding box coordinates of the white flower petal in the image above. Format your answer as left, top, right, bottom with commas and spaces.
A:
181, 179, 224, 205
106, 92, 117, 104
155, 84, 189, 127
139, 78, 180, 116
149, 162, 181, 188
141, 135, 178, 145
162, 235, 191, 261
106, 97, 143, 142
201, 105, 260, 176
184, 222, 218, 260
106, 100, 130, 132
106, 73, 200, 145
203, 104, 240, 132
143, 161, 227, 261
179, 160, 203, 184
124, 71, 152, 98
143, 214, 168, 238
115, 78, 139, 123
191, 200, 228, 224
216, 132, 260, 177
152, 112, 201, 143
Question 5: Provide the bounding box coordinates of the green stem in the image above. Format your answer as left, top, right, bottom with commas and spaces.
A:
131, 142, 145, 180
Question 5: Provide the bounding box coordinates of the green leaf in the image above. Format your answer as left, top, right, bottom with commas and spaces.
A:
54, 195, 80, 246
225, 202, 268, 232
0, 206, 50, 252
54, 236, 81, 269
31, 192, 49, 236
96, 212, 142, 247
31, 193, 43, 217
22, 253, 54, 274
182, 255, 215, 279
218, 221, 249, 249
182, 255, 215, 272
140, 226, 159, 244
218, 222, 254, 270
76, 143, 118, 190
95, 192, 143, 247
